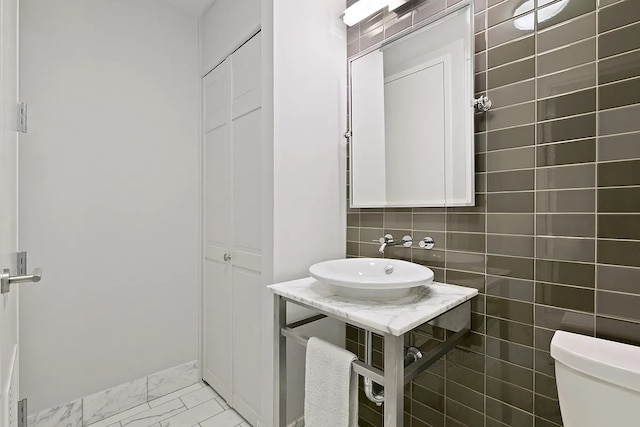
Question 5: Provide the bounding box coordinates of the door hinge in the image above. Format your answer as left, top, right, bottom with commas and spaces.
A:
18, 398, 27, 427
17, 252, 27, 276
18, 102, 27, 133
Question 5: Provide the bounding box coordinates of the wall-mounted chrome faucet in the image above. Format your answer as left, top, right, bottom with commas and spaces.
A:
374, 234, 436, 253
375, 234, 412, 253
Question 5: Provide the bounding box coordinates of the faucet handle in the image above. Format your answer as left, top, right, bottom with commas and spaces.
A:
419, 237, 435, 250
400, 235, 413, 247
374, 234, 394, 244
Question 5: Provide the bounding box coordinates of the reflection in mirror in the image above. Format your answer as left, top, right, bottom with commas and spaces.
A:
349, 4, 474, 207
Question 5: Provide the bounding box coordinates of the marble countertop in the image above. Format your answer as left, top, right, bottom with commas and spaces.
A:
269, 277, 478, 336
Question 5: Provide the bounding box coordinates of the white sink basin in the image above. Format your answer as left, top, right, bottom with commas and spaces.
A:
309, 258, 434, 300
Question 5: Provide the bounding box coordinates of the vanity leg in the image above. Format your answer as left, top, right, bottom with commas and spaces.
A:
383, 334, 404, 426
275, 296, 287, 427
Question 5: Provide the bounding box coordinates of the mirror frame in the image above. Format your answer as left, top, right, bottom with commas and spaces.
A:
347, 0, 475, 208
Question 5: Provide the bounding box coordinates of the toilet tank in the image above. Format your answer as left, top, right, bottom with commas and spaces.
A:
551, 331, 640, 427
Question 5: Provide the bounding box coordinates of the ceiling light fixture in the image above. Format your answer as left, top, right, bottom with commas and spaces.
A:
387, 0, 411, 12
342, 0, 406, 27
513, 0, 569, 31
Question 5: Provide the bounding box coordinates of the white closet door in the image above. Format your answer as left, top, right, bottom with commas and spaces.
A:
203, 59, 232, 401
230, 33, 263, 424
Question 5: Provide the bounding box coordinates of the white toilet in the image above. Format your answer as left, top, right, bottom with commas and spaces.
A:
551, 330, 640, 426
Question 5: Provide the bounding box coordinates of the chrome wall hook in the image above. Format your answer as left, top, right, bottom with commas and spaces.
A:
474, 95, 492, 113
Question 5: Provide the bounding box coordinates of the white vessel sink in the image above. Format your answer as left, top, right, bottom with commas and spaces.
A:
309, 258, 434, 300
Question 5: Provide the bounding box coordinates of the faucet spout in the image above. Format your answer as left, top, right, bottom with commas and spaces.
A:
375, 234, 394, 253
376, 234, 413, 253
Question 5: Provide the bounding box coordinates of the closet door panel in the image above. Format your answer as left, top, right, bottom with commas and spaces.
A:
202, 60, 232, 400
229, 32, 263, 424
202, 32, 263, 424
204, 60, 231, 249
231, 33, 262, 259
231, 110, 262, 257
203, 259, 231, 400
232, 251, 261, 272
231, 33, 261, 120
205, 125, 228, 244
231, 268, 262, 420
203, 122, 230, 397
205, 64, 229, 130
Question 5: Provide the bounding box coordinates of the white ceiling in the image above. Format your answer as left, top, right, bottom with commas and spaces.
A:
161, 0, 215, 16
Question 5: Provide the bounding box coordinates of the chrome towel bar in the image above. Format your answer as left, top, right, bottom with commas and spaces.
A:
281, 326, 386, 386
281, 315, 470, 387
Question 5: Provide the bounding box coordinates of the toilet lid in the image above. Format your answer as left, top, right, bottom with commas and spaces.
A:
551, 331, 640, 394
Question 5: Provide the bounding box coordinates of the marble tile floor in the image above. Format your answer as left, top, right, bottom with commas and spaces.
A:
87, 382, 249, 427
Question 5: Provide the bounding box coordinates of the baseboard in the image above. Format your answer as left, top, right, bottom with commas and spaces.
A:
27, 360, 199, 427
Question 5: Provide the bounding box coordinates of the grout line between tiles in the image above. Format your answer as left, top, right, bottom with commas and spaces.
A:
598, 102, 640, 119
597, 261, 640, 270
538, 57, 596, 80
536, 85, 596, 102
534, 279, 596, 291
486, 22, 534, 49
483, 6, 489, 425
597, 18, 640, 36
484, 121, 535, 133
597, 129, 640, 139
486, 353, 536, 374
485, 313, 537, 330
595, 1, 601, 330
598, 236, 640, 243
598, 44, 640, 62
528, 161, 597, 171
532, 186, 595, 192
485, 53, 535, 74
535, 109, 596, 124
537, 9, 596, 35
537, 33, 596, 58
486, 98, 535, 113
596, 288, 640, 298
597, 74, 640, 88
595, 312, 640, 326
488, 76, 536, 93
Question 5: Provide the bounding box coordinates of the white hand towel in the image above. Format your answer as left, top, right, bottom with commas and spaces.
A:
304, 337, 358, 427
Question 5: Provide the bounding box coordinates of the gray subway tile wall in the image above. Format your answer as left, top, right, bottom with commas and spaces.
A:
345, 0, 640, 425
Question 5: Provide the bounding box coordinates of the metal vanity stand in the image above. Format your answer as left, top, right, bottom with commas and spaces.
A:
270, 278, 478, 426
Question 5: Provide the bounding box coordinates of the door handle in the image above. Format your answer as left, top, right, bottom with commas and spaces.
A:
1, 268, 42, 294
223, 253, 232, 262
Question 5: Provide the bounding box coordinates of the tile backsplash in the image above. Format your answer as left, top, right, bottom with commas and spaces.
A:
345, 0, 640, 426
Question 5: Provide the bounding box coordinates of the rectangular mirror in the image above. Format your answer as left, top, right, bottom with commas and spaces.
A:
349, 3, 474, 207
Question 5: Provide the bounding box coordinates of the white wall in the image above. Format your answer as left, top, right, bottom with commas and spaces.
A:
265, 0, 347, 424
271, 0, 347, 284
19, 0, 200, 412
200, 0, 260, 76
